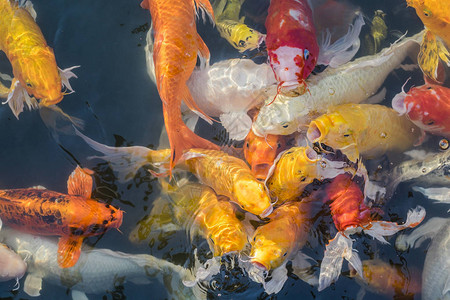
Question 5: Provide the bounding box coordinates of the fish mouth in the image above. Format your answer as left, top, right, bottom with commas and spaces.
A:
40, 95, 63, 107
251, 260, 268, 271
252, 163, 272, 180
307, 121, 324, 143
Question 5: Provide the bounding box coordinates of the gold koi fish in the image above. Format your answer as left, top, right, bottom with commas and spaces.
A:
363, 10, 388, 55
306, 103, 423, 162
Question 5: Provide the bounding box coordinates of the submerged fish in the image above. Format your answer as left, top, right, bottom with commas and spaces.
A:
396, 217, 450, 300
141, 0, 219, 173
392, 82, 450, 138
0, 220, 27, 283
363, 10, 388, 55
0, 227, 194, 299
406, 0, 450, 81
307, 103, 423, 162
253, 31, 423, 136
0, 0, 78, 118
0, 167, 123, 268
76, 131, 273, 217
213, 0, 264, 52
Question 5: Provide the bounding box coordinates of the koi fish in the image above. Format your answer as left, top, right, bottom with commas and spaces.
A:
76, 130, 273, 217
213, 0, 264, 52
318, 174, 425, 291
247, 199, 318, 294
145, 27, 276, 141
406, 0, 450, 81
243, 129, 290, 180
265, 0, 319, 91
396, 217, 450, 300
350, 259, 421, 299
392, 82, 450, 138
0, 0, 78, 118
265, 146, 361, 205
0, 228, 194, 299
141, 0, 219, 173
363, 10, 388, 55
130, 180, 247, 256
0, 220, 26, 283
0, 167, 123, 268
307, 103, 423, 162
252, 31, 423, 136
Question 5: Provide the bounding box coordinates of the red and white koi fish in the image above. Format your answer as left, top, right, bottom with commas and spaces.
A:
392, 81, 450, 138
318, 174, 425, 291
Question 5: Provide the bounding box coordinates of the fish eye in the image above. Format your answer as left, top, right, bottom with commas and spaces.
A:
343, 134, 351, 137
238, 40, 246, 47
300, 177, 306, 182
245, 142, 250, 148
283, 252, 287, 257
304, 49, 310, 60
426, 119, 434, 125
282, 123, 289, 128
423, 9, 431, 17
277, 142, 282, 149
26, 81, 33, 88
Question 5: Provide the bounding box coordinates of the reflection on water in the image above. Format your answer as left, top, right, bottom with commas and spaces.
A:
0, 0, 449, 299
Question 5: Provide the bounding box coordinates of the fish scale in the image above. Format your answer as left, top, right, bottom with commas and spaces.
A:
253, 31, 424, 136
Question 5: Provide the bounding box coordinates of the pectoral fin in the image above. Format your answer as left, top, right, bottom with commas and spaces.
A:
2, 79, 38, 119
67, 166, 93, 198
418, 31, 448, 83
219, 111, 252, 141
57, 235, 84, 268
23, 273, 43, 297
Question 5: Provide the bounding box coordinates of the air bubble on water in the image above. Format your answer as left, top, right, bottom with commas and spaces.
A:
439, 139, 449, 150
421, 168, 427, 173
329, 88, 335, 95
377, 165, 382, 170
380, 132, 387, 138
320, 161, 327, 168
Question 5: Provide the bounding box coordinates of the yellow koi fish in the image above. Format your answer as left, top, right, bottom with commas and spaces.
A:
363, 10, 388, 55
406, 0, 450, 81
0, 0, 78, 118
130, 180, 247, 256
306, 103, 423, 162
76, 130, 273, 217
213, 0, 264, 52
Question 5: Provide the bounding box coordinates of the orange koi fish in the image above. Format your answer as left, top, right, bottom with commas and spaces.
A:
406, 0, 450, 81
307, 103, 423, 163
318, 174, 425, 291
0, 0, 78, 118
243, 129, 290, 180
0, 167, 123, 268
141, 0, 219, 173
351, 259, 421, 299
76, 130, 273, 217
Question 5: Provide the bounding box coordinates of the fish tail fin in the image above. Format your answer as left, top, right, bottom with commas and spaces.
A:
75, 128, 171, 182
57, 236, 84, 268
193, 0, 215, 24
196, 33, 210, 69
163, 103, 219, 173
39, 105, 85, 143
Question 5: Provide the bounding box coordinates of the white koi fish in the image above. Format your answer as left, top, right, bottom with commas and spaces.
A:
0, 218, 27, 285
0, 228, 196, 300
252, 31, 424, 136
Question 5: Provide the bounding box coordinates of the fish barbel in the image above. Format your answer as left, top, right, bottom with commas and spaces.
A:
0, 167, 123, 268
141, 0, 219, 173
0, 0, 78, 118
0, 227, 194, 299
307, 103, 423, 162
253, 31, 423, 136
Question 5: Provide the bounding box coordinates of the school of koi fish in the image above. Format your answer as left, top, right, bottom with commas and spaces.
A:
0, 0, 449, 299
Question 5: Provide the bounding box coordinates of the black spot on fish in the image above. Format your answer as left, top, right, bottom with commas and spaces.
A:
70, 227, 85, 236
41, 215, 57, 224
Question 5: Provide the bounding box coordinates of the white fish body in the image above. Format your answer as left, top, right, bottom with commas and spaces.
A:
396, 218, 450, 300
0, 228, 195, 299
252, 31, 424, 136
145, 28, 276, 140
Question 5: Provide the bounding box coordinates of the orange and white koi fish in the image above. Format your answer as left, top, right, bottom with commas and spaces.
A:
307, 103, 423, 162
0, 167, 123, 268
76, 130, 273, 217
392, 82, 450, 138
318, 174, 425, 291
0, 0, 78, 118
243, 129, 290, 180
141, 0, 219, 173
406, 0, 450, 81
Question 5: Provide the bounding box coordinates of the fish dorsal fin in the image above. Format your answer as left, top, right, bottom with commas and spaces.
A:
57, 235, 84, 268
140, 0, 149, 10
67, 166, 93, 198
193, 0, 215, 24
23, 273, 43, 297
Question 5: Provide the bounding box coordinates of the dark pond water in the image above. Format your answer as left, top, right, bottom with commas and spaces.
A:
0, 0, 448, 299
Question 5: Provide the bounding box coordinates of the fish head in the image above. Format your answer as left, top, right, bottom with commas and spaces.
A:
307, 113, 357, 154
85, 204, 123, 236
244, 131, 288, 180
0, 243, 27, 282
232, 176, 273, 217
14, 46, 63, 106
406, 0, 446, 30
252, 100, 300, 136
226, 22, 265, 52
